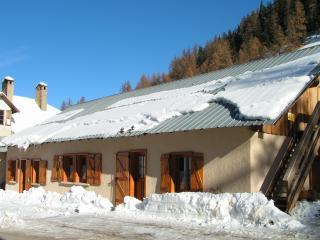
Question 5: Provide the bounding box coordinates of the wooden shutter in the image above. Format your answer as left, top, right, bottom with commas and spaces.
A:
51, 155, 62, 182
93, 153, 102, 185
25, 160, 32, 191
115, 152, 130, 205
190, 153, 204, 192
86, 154, 95, 185
160, 154, 174, 193
39, 160, 47, 185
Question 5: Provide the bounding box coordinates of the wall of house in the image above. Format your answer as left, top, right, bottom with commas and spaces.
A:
250, 132, 288, 192
5, 127, 255, 202
0, 99, 12, 136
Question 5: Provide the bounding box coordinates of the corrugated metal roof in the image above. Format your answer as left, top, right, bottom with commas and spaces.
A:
43, 45, 320, 140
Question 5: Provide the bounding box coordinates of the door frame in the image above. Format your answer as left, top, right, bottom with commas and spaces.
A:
129, 149, 147, 200
115, 149, 147, 204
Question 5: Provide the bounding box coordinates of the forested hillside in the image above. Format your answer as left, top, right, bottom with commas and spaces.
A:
120, 0, 320, 93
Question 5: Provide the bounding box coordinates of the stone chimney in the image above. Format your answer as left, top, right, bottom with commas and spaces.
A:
2, 76, 14, 101
35, 82, 47, 111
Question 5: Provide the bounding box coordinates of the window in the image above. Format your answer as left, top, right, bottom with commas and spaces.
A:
177, 155, 191, 192
0, 110, 4, 125
31, 160, 40, 184
75, 155, 87, 183
51, 153, 102, 185
29, 159, 47, 185
7, 160, 17, 182
160, 152, 204, 193
62, 156, 74, 182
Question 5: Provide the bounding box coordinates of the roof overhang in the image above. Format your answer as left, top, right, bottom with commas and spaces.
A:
270, 71, 320, 126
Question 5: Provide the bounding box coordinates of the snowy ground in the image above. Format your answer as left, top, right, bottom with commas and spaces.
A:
0, 187, 319, 240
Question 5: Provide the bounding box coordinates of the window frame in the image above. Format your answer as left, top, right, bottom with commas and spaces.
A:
0, 110, 4, 125
160, 151, 204, 193
7, 160, 17, 183
55, 152, 102, 186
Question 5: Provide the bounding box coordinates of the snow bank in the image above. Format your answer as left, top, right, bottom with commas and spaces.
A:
291, 200, 320, 219
0, 186, 113, 228
12, 96, 60, 133
117, 192, 303, 229
3, 51, 320, 149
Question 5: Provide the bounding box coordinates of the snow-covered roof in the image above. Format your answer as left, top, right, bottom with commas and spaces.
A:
3, 45, 320, 149
37, 82, 47, 87
3, 76, 14, 81
11, 96, 60, 133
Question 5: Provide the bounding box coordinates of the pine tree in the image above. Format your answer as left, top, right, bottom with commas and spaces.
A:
77, 96, 86, 104
120, 81, 132, 93
60, 100, 66, 111
286, 0, 307, 47
67, 98, 73, 107
136, 74, 151, 89
169, 48, 198, 80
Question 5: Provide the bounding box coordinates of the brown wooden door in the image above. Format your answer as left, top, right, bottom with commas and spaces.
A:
115, 152, 130, 205
19, 159, 32, 192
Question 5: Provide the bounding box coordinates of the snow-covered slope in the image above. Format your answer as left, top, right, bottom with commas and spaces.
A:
12, 96, 60, 133
3, 51, 320, 149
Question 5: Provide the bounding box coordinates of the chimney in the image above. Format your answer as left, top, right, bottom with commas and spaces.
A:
35, 82, 47, 111
2, 76, 14, 101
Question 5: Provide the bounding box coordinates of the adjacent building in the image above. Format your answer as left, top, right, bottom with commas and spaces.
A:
0, 77, 59, 188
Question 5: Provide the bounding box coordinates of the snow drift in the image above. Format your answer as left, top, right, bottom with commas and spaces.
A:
3, 50, 320, 149
1, 187, 318, 231
0, 186, 113, 228
118, 192, 303, 229
291, 200, 320, 219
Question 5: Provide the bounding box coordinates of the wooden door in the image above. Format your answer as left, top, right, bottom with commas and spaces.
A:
19, 159, 32, 192
115, 152, 130, 205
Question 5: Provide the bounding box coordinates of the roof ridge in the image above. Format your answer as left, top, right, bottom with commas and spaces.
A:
66, 45, 320, 109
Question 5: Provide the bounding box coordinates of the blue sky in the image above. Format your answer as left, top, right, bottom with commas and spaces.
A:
0, 0, 264, 108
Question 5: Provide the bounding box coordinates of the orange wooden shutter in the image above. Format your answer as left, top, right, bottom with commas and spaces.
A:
86, 154, 95, 185
93, 153, 102, 185
190, 153, 204, 192
115, 152, 130, 205
160, 154, 174, 193
51, 155, 62, 182
39, 160, 47, 185
25, 160, 32, 191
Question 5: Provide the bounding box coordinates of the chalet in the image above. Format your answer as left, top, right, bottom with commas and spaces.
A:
3, 45, 320, 212
0, 77, 59, 188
